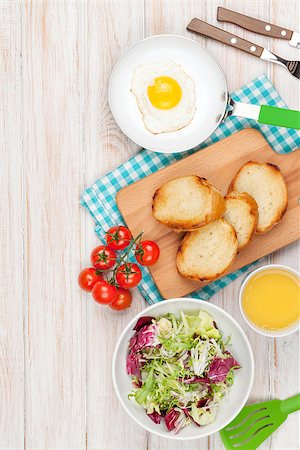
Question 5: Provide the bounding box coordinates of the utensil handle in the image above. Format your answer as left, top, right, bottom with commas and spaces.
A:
258, 105, 300, 130
217, 7, 293, 41
281, 394, 300, 415
187, 18, 264, 58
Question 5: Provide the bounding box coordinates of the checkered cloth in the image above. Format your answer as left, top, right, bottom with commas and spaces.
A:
81, 74, 300, 304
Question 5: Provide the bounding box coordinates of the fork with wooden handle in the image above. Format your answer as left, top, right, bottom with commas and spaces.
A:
187, 18, 300, 79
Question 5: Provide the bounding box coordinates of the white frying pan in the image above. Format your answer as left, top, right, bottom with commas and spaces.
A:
109, 35, 299, 154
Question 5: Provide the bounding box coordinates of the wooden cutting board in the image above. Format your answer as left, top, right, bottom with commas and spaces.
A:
116, 129, 300, 299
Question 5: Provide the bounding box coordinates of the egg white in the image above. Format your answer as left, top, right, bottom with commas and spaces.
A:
130, 61, 196, 134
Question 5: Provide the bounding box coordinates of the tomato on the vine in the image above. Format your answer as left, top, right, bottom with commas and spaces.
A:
106, 226, 132, 250
92, 280, 118, 305
78, 268, 102, 292
109, 288, 132, 310
116, 263, 142, 289
90, 245, 116, 271
135, 240, 160, 266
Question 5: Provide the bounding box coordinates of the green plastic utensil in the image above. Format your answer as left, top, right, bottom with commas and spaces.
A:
258, 105, 300, 129
220, 394, 300, 450
227, 101, 300, 130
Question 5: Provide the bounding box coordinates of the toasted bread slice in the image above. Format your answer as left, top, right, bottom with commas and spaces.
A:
223, 192, 258, 250
176, 219, 238, 282
152, 175, 225, 231
228, 161, 288, 234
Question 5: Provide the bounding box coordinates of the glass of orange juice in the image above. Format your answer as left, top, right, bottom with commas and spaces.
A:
239, 264, 300, 337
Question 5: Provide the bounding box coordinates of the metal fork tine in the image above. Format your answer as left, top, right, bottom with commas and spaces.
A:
287, 61, 300, 79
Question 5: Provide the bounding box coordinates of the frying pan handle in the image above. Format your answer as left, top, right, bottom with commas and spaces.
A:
187, 18, 264, 58
217, 7, 293, 41
281, 394, 300, 415
258, 106, 300, 130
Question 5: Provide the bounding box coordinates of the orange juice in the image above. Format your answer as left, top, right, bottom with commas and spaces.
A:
242, 268, 300, 331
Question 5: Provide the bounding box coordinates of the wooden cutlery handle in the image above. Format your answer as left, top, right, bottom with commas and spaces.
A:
187, 18, 263, 58
217, 7, 293, 41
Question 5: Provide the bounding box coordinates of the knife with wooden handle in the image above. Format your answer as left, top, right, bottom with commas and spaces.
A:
187, 18, 264, 57
187, 18, 300, 80
217, 7, 300, 48
186, 18, 300, 129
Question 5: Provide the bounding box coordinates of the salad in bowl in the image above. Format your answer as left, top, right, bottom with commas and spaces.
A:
127, 310, 240, 434
112, 298, 254, 440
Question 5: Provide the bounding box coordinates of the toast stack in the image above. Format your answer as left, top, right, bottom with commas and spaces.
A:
176, 219, 238, 282
228, 162, 288, 234
152, 175, 224, 231
152, 162, 287, 282
223, 191, 258, 250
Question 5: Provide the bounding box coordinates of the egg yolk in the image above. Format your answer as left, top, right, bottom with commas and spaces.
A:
148, 76, 182, 110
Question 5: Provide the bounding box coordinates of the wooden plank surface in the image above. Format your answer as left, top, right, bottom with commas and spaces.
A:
0, 1, 299, 450
21, 2, 86, 449
117, 129, 300, 298
0, 2, 24, 449
83, 2, 146, 450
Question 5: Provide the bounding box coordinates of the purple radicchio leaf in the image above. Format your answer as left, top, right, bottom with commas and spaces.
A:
174, 410, 188, 434
147, 411, 161, 424
130, 323, 159, 353
182, 408, 201, 427
197, 398, 209, 408
133, 316, 155, 332
132, 378, 142, 388
183, 407, 191, 417
129, 334, 138, 352
224, 351, 241, 367
164, 408, 180, 431
208, 356, 241, 383
180, 377, 210, 384
126, 351, 141, 378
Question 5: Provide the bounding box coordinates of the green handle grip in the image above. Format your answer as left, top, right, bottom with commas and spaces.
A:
281, 394, 300, 415
258, 105, 300, 129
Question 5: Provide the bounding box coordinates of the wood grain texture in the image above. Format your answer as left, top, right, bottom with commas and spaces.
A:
117, 129, 300, 298
83, 2, 147, 450
0, 1, 299, 450
187, 18, 264, 57
0, 2, 24, 449
22, 2, 86, 449
217, 6, 293, 40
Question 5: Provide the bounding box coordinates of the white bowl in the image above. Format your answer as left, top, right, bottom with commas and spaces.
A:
112, 298, 254, 440
109, 35, 227, 153
239, 264, 300, 338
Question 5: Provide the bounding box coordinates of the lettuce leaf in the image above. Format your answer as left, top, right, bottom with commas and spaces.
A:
147, 411, 161, 424
134, 367, 154, 405
208, 356, 240, 383
180, 311, 220, 339
127, 310, 241, 435
133, 316, 155, 332
126, 351, 141, 378
190, 403, 217, 425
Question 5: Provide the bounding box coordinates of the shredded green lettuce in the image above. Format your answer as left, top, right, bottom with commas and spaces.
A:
127, 310, 240, 434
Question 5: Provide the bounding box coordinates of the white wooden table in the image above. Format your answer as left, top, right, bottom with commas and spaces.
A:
1, 1, 299, 449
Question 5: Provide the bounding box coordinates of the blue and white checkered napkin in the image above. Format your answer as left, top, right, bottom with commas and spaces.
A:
81, 74, 300, 305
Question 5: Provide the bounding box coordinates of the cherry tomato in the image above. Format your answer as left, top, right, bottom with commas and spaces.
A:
106, 226, 132, 250
116, 263, 142, 289
78, 268, 102, 292
109, 288, 132, 310
92, 280, 118, 305
135, 240, 160, 266
91, 245, 116, 271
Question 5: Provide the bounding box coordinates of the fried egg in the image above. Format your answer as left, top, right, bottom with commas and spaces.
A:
130, 61, 196, 134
